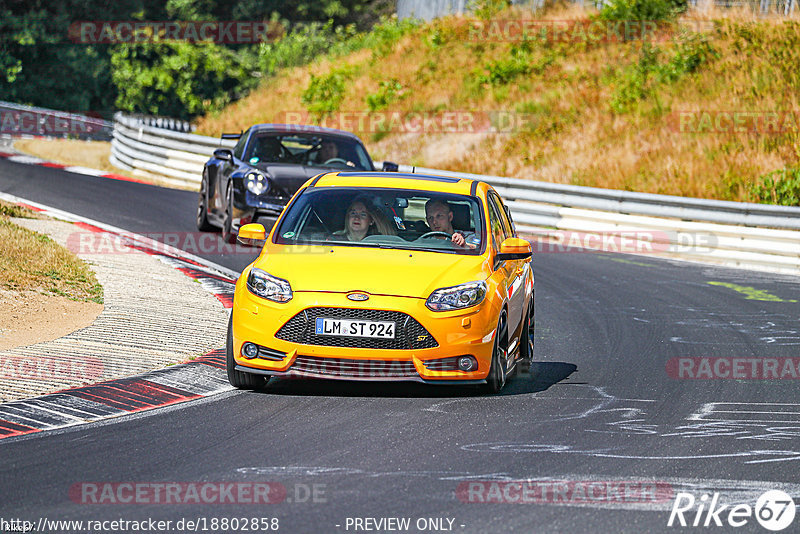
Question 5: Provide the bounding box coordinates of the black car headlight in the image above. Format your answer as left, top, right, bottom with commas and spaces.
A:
426, 281, 487, 311
245, 171, 269, 195
246, 268, 292, 303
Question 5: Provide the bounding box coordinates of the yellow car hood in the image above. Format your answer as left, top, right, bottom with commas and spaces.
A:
253, 245, 488, 298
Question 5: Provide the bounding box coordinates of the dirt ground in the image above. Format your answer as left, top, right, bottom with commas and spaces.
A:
0, 290, 103, 351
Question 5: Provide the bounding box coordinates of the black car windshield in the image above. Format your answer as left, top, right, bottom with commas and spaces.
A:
274, 187, 485, 255
244, 133, 373, 170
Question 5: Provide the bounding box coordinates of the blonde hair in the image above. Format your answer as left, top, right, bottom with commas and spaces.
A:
346, 197, 396, 237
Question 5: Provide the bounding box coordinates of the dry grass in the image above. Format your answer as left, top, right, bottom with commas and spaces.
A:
0, 202, 103, 303
197, 6, 800, 202
15, 139, 121, 174
0, 201, 42, 219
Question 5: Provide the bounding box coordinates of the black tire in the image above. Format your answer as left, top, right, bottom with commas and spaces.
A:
226, 315, 266, 390
221, 183, 237, 244
196, 175, 215, 231
519, 297, 534, 374
485, 314, 508, 394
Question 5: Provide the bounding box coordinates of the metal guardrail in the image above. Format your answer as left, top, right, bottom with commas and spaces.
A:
124, 114, 195, 133
110, 112, 233, 187
0, 100, 112, 141
397, 165, 800, 230
109, 113, 800, 275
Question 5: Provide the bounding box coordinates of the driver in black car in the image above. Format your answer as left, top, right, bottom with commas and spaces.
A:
424, 199, 478, 249
315, 139, 339, 165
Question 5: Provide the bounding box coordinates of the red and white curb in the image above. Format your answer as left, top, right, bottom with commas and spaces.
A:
0, 350, 231, 440
0, 193, 241, 440
0, 150, 149, 185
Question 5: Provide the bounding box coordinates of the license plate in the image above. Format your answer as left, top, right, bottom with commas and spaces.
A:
315, 317, 396, 339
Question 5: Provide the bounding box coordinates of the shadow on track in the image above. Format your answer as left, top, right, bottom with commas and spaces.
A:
245, 362, 578, 399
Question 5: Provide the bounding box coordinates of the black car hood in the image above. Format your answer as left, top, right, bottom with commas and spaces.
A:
254, 163, 364, 195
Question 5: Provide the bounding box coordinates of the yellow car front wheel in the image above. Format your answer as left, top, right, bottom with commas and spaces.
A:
485, 314, 508, 394
226, 315, 266, 390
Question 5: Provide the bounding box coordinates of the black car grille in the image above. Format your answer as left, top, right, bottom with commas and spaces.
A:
275, 307, 438, 350
291, 355, 418, 378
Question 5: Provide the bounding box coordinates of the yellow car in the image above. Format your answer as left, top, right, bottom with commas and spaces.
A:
227, 171, 534, 393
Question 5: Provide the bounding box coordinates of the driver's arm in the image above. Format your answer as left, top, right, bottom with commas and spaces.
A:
452, 231, 477, 249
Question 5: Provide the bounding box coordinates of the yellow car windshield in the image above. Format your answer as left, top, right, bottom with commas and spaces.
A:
274, 187, 485, 254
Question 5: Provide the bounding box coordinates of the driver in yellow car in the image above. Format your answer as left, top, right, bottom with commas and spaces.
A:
424, 199, 478, 249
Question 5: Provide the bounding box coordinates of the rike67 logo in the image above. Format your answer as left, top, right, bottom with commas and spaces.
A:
668, 490, 796, 531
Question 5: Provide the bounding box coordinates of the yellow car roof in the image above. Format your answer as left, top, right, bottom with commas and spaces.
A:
308, 171, 482, 196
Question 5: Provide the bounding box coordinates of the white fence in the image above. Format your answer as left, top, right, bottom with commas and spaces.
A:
109, 113, 800, 275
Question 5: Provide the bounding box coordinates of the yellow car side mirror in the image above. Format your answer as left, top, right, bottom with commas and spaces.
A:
496, 237, 532, 261
237, 223, 267, 247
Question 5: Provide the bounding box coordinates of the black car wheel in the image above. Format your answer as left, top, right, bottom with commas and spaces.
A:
485, 313, 508, 394
196, 175, 215, 231
519, 295, 534, 375
222, 183, 237, 244
226, 315, 266, 390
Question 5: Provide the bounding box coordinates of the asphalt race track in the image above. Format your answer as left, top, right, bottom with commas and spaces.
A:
1, 158, 800, 533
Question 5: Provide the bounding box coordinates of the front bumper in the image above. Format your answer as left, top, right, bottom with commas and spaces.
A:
233, 191, 289, 230
231, 282, 500, 383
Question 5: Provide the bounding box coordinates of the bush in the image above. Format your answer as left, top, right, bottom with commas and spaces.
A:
659, 34, 717, 82
301, 66, 356, 114
111, 40, 251, 120
360, 15, 420, 58
599, 0, 684, 23
478, 44, 554, 86
610, 43, 661, 113
610, 34, 716, 113
749, 167, 800, 206
470, 0, 511, 20
366, 79, 404, 111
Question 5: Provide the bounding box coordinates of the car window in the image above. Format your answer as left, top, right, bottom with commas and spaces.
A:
489, 192, 514, 238
232, 129, 248, 160
243, 133, 372, 170
274, 187, 485, 255
486, 194, 509, 253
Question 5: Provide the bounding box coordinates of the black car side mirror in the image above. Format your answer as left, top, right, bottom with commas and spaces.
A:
381, 161, 399, 172
214, 148, 233, 162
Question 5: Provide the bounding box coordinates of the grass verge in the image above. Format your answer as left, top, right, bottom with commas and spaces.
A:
0, 201, 103, 304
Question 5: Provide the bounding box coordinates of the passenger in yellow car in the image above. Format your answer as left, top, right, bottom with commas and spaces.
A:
424, 199, 478, 249
334, 197, 396, 241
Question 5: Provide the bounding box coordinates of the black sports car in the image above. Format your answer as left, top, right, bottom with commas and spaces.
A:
196, 124, 398, 242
